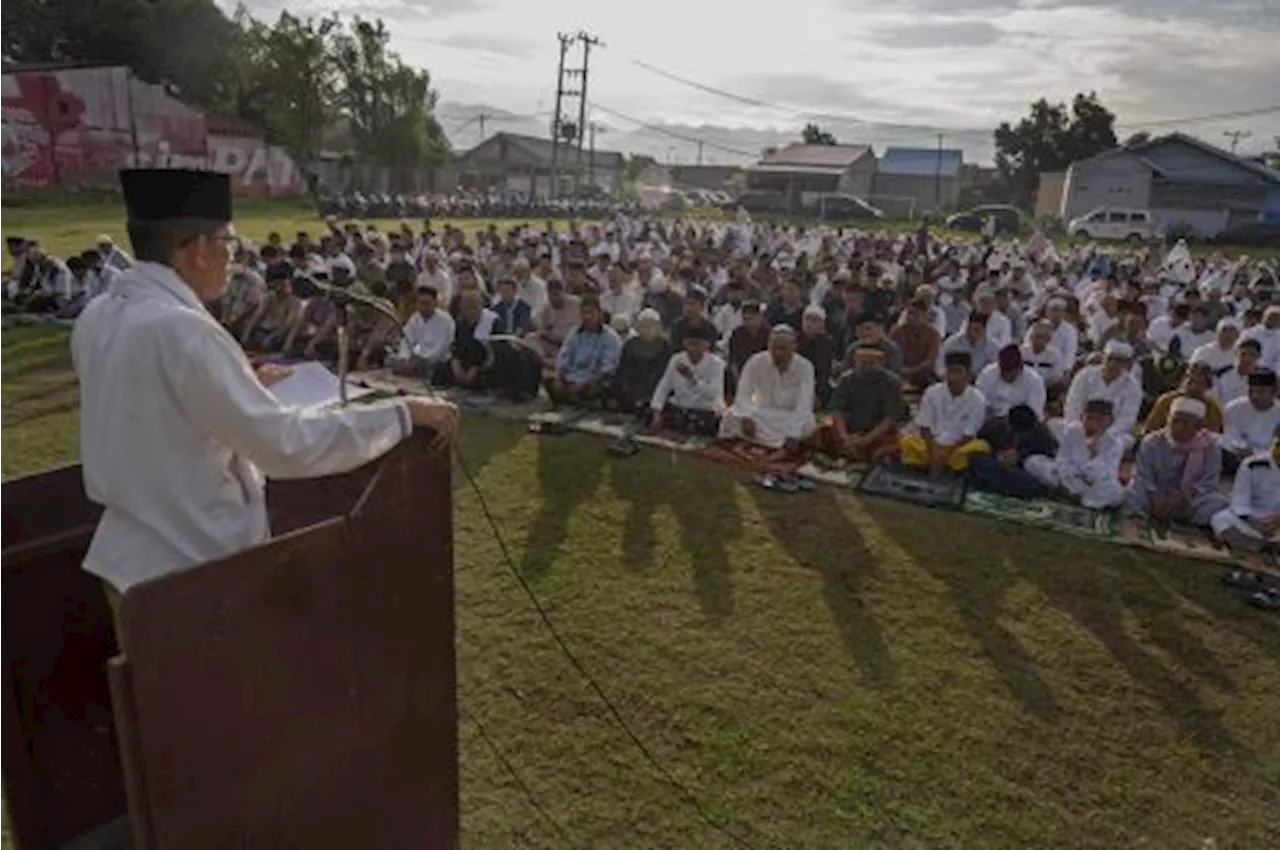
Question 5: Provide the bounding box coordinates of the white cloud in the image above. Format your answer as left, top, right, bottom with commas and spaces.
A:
223, 0, 1280, 161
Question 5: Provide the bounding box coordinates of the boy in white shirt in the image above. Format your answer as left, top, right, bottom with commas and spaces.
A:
649, 324, 726, 436
1212, 423, 1280, 552
1025, 399, 1125, 509
1221, 368, 1280, 474
899, 350, 989, 478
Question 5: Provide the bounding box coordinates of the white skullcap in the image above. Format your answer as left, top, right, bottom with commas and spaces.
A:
96, 233, 114, 244
636, 307, 662, 326
1189, 346, 1215, 366
1217, 317, 1240, 332
610, 313, 631, 333
1103, 340, 1134, 359
803, 304, 826, 320
1170, 397, 1207, 420
770, 323, 798, 338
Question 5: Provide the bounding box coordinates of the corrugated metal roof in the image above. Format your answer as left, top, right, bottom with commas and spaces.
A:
878, 147, 964, 177
760, 143, 870, 168
746, 162, 848, 176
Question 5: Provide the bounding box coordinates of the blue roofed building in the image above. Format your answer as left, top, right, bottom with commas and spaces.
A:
872, 147, 965, 215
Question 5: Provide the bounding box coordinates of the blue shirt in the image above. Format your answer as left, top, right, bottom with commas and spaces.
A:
556, 325, 622, 384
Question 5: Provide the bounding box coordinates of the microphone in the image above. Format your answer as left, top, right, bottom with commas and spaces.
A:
302, 275, 405, 329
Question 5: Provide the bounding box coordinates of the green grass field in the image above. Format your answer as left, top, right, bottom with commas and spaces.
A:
3, 206, 1280, 848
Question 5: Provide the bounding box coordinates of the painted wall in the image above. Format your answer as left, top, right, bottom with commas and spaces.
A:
1061, 151, 1152, 219
3, 66, 206, 188
3, 66, 302, 196
206, 135, 301, 196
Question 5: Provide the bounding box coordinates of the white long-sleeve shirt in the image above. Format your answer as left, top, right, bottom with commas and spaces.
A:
1215, 366, 1251, 405
72, 262, 412, 592
415, 266, 454, 303
1222, 397, 1280, 455
1063, 365, 1143, 438
1226, 454, 1280, 520
984, 311, 1012, 350
914, 383, 987, 447
975, 364, 1046, 419
1055, 421, 1124, 486
651, 351, 727, 413
1021, 342, 1067, 385
399, 308, 455, 362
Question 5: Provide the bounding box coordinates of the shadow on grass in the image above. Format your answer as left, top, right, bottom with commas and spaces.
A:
454, 415, 528, 484
519, 434, 608, 582
751, 486, 897, 687
609, 453, 744, 619
862, 499, 1253, 753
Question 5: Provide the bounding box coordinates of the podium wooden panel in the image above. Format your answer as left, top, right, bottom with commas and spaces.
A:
3, 433, 458, 849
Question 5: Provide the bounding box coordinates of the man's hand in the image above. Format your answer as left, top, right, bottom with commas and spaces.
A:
996, 447, 1020, 466
256, 363, 294, 388
742, 418, 757, 439
404, 397, 459, 451
928, 444, 948, 480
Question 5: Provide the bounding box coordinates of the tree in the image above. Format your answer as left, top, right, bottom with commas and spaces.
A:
1124, 131, 1152, 147
993, 92, 1118, 208
331, 17, 449, 174
232, 10, 342, 161
802, 123, 837, 145
1266, 136, 1280, 170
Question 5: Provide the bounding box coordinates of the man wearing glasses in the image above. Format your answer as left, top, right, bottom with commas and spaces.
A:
72, 169, 458, 638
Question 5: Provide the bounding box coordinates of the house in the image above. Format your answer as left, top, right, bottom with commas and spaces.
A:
872, 147, 964, 215
454, 132, 626, 197
1060, 133, 1280, 237
745, 143, 875, 212
668, 164, 743, 193
1035, 172, 1067, 219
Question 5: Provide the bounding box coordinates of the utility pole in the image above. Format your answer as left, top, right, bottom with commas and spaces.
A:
574, 31, 601, 198
696, 140, 704, 166
934, 132, 945, 208
476, 112, 491, 143
1223, 129, 1252, 153
588, 122, 606, 191
549, 32, 574, 199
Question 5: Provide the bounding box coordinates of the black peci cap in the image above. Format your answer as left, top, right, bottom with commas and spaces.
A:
119, 169, 232, 222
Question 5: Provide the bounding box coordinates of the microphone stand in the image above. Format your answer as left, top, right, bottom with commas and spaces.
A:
313, 279, 408, 407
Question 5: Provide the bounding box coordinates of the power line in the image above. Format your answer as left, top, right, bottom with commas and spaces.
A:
589, 102, 758, 159
623, 53, 1280, 137
1120, 105, 1280, 129
623, 56, 987, 136
455, 449, 765, 850
465, 711, 574, 847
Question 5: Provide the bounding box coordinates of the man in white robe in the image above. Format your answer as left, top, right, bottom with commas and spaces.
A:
73, 169, 457, 637
1212, 423, 1280, 551
976, 344, 1047, 420
1058, 339, 1143, 451
1026, 399, 1125, 508
719, 325, 816, 455
1221, 368, 1280, 472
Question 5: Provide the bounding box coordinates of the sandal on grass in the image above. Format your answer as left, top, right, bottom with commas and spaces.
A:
607, 437, 640, 458
756, 474, 799, 494
1248, 589, 1280, 611
1221, 569, 1269, 592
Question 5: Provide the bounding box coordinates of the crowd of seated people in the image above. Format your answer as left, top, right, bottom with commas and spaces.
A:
6, 211, 1279, 554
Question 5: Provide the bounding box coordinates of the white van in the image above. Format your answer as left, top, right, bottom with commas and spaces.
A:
1068, 207, 1162, 241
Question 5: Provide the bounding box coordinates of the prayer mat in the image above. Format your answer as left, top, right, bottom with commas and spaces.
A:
962, 491, 1117, 540
572, 410, 640, 440
633, 431, 713, 453
856, 461, 967, 510
796, 461, 863, 490
698, 439, 804, 476
528, 408, 588, 428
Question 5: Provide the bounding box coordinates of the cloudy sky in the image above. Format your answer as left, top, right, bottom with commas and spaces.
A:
226, 0, 1280, 164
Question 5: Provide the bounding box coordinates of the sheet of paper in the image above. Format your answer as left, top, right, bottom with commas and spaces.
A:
268, 361, 375, 410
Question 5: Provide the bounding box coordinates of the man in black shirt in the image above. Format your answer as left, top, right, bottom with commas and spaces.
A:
821, 342, 906, 462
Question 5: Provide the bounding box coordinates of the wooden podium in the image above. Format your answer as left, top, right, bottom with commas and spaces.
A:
2, 434, 458, 849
